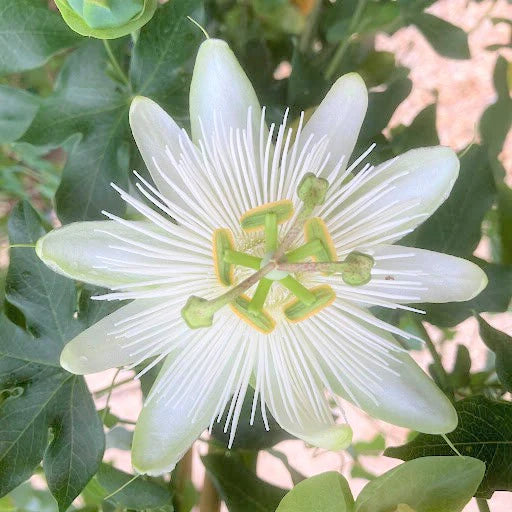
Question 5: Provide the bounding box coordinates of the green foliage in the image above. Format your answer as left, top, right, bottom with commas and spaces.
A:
202, 453, 287, 512
276, 472, 354, 512
354, 456, 484, 512
476, 315, 512, 393
0, 0, 510, 510
385, 396, 512, 498
0, 0, 80, 75
0, 202, 105, 511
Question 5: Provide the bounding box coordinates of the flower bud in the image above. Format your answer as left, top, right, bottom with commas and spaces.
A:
55, 0, 157, 39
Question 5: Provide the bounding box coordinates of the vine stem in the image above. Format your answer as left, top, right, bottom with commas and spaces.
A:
94, 375, 133, 398
476, 498, 491, 512
298, 0, 322, 53
102, 39, 131, 89
174, 448, 193, 511
325, 0, 368, 80
199, 445, 220, 512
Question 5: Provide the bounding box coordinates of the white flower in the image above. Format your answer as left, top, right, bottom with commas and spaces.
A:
36, 39, 487, 476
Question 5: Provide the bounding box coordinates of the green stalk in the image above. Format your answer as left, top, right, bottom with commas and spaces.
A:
103, 39, 131, 89
476, 498, 491, 512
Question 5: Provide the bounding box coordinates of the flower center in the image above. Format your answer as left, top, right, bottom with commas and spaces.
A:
181, 174, 375, 333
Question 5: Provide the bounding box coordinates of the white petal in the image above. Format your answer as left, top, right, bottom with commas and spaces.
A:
36, 220, 208, 288
309, 304, 458, 434
60, 299, 166, 374
129, 96, 199, 213
326, 147, 460, 249
299, 73, 368, 176
132, 316, 250, 475
189, 39, 262, 144
362, 244, 488, 303
262, 328, 352, 450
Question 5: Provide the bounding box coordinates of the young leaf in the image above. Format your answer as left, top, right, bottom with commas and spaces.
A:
0, 202, 105, 511
0, 0, 80, 75
475, 315, 512, 392
276, 472, 354, 512
384, 396, 512, 498
354, 457, 484, 512
202, 453, 287, 512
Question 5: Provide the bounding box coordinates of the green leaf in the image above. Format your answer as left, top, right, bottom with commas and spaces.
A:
276, 472, 353, 512
390, 103, 439, 153
0, 202, 105, 511
354, 456, 484, 512
95, 464, 173, 509
130, 0, 204, 121
422, 259, 512, 327
0, 86, 39, 144
0, 0, 80, 75
480, 56, 512, 264
202, 453, 287, 512
413, 13, 470, 59
211, 388, 294, 449
476, 315, 512, 392
407, 145, 495, 257
352, 434, 386, 456
384, 396, 512, 498
22, 40, 130, 224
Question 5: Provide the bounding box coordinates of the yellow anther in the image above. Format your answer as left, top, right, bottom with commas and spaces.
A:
284, 285, 336, 322
230, 295, 276, 334
213, 228, 235, 286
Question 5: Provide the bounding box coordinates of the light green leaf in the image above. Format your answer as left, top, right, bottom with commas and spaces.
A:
385, 396, 512, 498
276, 472, 354, 512
0, 0, 80, 75
0, 86, 39, 144
354, 457, 484, 512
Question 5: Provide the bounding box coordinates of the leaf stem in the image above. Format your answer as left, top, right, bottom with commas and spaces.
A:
199, 447, 221, 512
102, 39, 131, 89
101, 368, 121, 423
174, 448, 194, 512
476, 498, 491, 512
325, 0, 368, 80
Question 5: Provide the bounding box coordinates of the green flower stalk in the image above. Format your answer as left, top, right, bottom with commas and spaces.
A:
36, 38, 488, 476
55, 0, 157, 39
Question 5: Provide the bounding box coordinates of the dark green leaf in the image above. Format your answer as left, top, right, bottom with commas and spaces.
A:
202, 453, 287, 512
130, 0, 204, 122
476, 315, 512, 392
384, 396, 512, 498
0, 0, 80, 75
211, 388, 294, 450
413, 13, 470, 59
407, 145, 495, 257
95, 464, 173, 509
22, 40, 130, 224
0, 86, 39, 144
390, 103, 439, 153
449, 344, 472, 389
480, 56, 512, 264
5, 201, 81, 341
0, 202, 104, 511
422, 259, 512, 327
